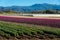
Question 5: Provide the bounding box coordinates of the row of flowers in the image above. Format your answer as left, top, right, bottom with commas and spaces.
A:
0, 16, 60, 27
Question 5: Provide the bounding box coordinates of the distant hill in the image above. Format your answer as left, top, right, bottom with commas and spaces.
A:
0, 3, 60, 12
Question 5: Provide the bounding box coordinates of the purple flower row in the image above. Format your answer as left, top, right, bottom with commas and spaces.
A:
0, 16, 60, 28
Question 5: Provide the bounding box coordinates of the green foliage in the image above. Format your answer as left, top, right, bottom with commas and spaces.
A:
0, 21, 60, 38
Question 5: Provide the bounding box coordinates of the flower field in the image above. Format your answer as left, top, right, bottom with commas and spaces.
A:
0, 21, 60, 40
0, 16, 60, 28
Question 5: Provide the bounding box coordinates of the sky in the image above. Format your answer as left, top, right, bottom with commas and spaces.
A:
0, 0, 60, 6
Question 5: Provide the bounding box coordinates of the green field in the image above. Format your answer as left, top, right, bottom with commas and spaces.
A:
0, 21, 60, 40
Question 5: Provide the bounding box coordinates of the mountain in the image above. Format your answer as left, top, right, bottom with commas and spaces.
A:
0, 3, 60, 12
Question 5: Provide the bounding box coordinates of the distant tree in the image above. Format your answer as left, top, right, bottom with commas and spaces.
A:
45, 10, 57, 14
4, 10, 15, 14
0, 11, 3, 14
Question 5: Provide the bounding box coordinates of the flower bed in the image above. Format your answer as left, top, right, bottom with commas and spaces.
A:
0, 16, 60, 27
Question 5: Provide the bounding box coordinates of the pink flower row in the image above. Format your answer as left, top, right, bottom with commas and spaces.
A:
0, 16, 60, 28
